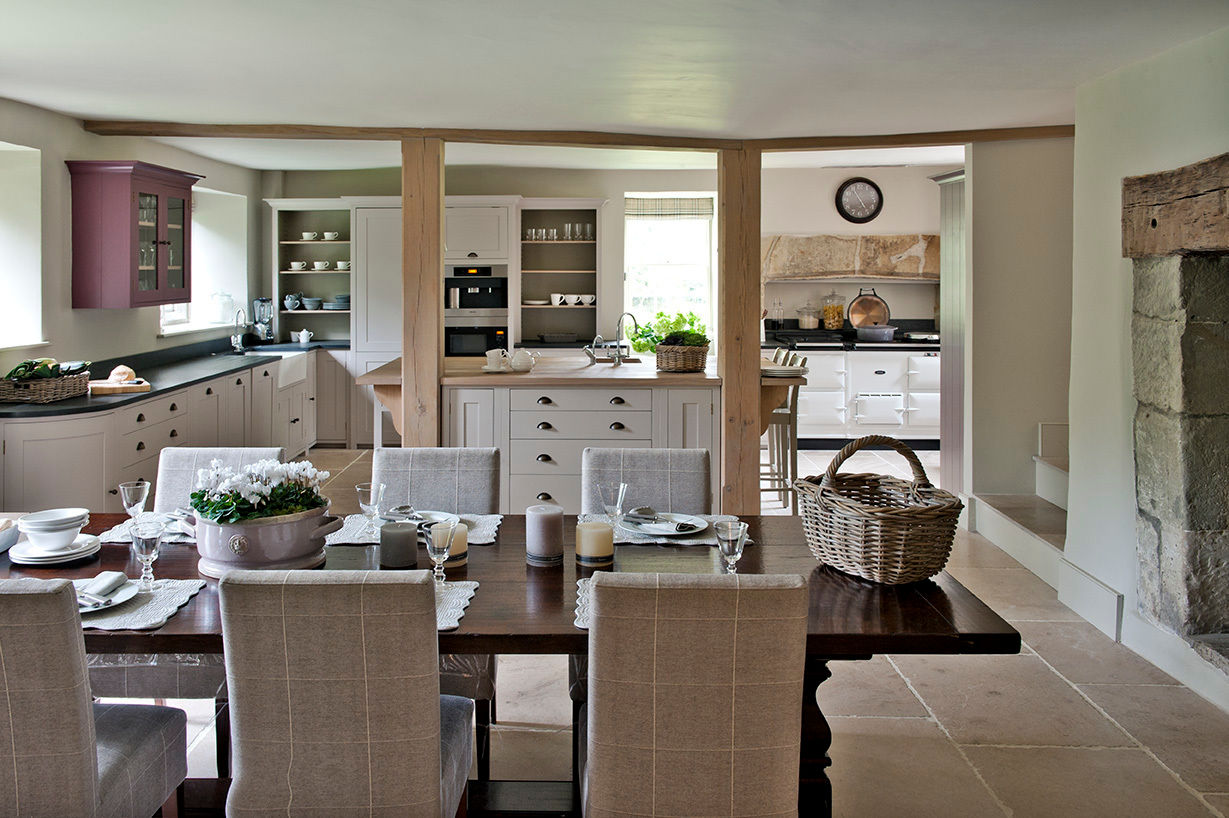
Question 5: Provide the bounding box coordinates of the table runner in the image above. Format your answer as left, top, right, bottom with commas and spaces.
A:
326, 513, 503, 546
78, 578, 205, 630
576, 514, 749, 546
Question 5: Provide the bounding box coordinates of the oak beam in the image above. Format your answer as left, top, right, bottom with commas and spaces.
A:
748, 124, 1074, 151
717, 146, 762, 515
1122, 151, 1229, 258
400, 138, 445, 446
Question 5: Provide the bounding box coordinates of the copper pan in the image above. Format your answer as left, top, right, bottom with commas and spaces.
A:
848, 288, 890, 327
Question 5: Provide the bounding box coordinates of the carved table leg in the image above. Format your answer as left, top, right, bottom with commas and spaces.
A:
799, 657, 834, 816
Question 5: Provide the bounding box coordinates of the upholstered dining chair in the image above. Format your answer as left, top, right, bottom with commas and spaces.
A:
0, 578, 187, 818
373, 445, 500, 780
219, 570, 473, 818
579, 573, 809, 816
152, 446, 285, 513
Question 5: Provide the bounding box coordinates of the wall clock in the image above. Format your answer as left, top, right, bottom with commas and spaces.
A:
835, 177, 883, 224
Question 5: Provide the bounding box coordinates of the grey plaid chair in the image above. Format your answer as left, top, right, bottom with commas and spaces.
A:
580, 573, 809, 817
219, 570, 472, 817
0, 578, 187, 818
373, 445, 500, 780
152, 446, 285, 513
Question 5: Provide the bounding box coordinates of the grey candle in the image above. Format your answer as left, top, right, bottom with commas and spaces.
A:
379, 521, 418, 569
525, 504, 564, 567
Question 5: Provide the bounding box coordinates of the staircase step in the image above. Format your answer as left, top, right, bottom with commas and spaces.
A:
972, 494, 1066, 588
1033, 455, 1070, 510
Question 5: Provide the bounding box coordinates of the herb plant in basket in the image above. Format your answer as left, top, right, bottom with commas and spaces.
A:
190, 459, 344, 578
629, 312, 710, 372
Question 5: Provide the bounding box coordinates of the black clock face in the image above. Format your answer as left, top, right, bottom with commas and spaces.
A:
836, 177, 883, 223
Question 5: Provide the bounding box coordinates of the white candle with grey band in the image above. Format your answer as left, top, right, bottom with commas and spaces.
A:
525, 505, 564, 566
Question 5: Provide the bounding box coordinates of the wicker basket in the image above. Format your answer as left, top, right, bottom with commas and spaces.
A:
794, 435, 963, 584
654, 344, 709, 372
0, 372, 90, 404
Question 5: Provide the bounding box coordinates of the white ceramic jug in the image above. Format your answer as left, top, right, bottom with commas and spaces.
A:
509, 349, 539, 372
294, 329, 314, 345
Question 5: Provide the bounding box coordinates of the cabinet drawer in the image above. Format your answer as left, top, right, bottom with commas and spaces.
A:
510, 411, 651, 440
510, 388, 652, 412
509, 439, 652, 475
120, 418, 187, 467
509, 476, 582, 513
115, 391, 188, 434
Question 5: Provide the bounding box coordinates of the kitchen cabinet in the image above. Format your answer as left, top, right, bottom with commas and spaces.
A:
272, 355, 312, 458
518, 198, 604, 346
67, 161, 203, 309
3, 416, 112, 511
445, 206, 510, 260
352, 207, 403, 353
665, 389, 714, 450
250, 361, 279, 447
218, 371, 251, 447
447, 389, 496, 448
266, 199, 352, 344
314, 350, 350, 445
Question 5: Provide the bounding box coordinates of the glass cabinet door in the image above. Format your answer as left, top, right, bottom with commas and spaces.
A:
166, 195, 186, 290
136, 191, 159, 292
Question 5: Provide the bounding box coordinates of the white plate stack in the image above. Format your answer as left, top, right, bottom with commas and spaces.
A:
11, 508, 100, 565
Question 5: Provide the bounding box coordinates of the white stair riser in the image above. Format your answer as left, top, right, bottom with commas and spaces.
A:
1035, 459, 1069, 511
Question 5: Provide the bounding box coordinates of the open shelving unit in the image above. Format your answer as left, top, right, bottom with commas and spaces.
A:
266, 199, 353, 343
517, 198, 605, 347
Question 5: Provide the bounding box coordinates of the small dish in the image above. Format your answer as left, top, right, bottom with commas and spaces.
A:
522, 300, 549, 306
618, 513, 709, 538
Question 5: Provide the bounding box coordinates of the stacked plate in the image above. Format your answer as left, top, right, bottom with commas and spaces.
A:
762, 364, 809, 378
322, 300, 348, 310
17, 508, 89, 551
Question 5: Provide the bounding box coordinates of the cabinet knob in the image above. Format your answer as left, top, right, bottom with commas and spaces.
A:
536, 492, 553, 501
308, 397, 315, 402
290, 418, 300, 424
609, 422, 625, 431
536, 454, 552, 462
205, 387, 213, 395
169, 403, 178, 411
136, 413, 145, 423
536, 421, 553, 430
169, 429, 179, 438
108, 489, 118, 495
609, 396, 625, 405
263, 370, 270, 377
236, 378, 243, 385
536, 396, 552, 405
136, 441, 146, 451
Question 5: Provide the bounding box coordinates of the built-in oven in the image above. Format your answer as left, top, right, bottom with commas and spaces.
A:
444, 309, 508, 357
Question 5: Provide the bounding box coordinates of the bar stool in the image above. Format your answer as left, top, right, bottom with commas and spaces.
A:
761, 351, 807, 512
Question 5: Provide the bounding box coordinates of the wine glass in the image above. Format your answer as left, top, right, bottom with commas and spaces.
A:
426, 519, 457, 586
130, 514, 165, 592
119, 480, 150, 520
356, 482, 385, 535
596, 482, 627, 527
714, 520, 748, 574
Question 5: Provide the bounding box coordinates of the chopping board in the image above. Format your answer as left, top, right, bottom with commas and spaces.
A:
89, 379, 151, 395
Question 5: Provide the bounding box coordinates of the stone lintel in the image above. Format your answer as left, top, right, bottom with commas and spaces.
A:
1122, 151, 1229, 258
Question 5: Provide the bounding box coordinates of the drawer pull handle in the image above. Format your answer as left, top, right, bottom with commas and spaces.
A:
467, 251, 478, 258
536, 454, 552, 462
136, 441, 146, 451
309, 397, 315, 402
236, 378, 243, 385
205, 387, 213, 395
136, 413, 145, 423
536, 492, 553, 501
536, 421, 553, 430
609, 396, 625, 405
108, 488, 118, 495
609, 422, 625, 431
290, 418, 300, 424
169, 403, 178, 411
169, 429, 179, 439
874, 370, 885, 376
536, 396, 552, 405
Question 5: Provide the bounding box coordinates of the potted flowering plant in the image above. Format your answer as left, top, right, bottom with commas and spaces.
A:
190, 459, 343, 578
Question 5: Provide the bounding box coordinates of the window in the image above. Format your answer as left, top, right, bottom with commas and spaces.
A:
0, 142, 43, 349
160, 188, 249, 334
623, 194, 717, 335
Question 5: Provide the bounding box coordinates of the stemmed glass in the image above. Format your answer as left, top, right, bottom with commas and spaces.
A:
356, 482, 385, 535
130, 514, 165, 592
119, 480, 150, 520
714, 520, 748, 574
596, 482, 627, 527
426, 519, 458, 586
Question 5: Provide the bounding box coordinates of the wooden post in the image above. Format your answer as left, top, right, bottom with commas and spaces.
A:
400, 138, 445, 446
717, 147, 762, 514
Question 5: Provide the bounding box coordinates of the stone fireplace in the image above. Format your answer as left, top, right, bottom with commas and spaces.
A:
1126, 152, 1229, 667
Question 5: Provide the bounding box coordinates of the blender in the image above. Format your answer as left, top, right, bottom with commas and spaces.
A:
252, 297, 275, 342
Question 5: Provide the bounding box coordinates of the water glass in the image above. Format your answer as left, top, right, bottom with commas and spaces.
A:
715, 520, 748, 573
583, 223, 594, 240
118, 480, 149, 519
356, 482, 385, 534
546, 228, 558, 241
564, 223, 574, 240
596, 481, 628, 526
426, 519, 458, 585
130, 514, 165, 592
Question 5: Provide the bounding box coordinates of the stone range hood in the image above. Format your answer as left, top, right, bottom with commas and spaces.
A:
1125, 151, 1229, 672
761, 233, 939, 281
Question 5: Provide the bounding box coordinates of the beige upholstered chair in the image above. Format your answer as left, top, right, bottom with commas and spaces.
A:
219, 570, 473, 817
580, 573, 809, 816
0, 578, 187, 817
373, 445, 500, 780
152, 446, 285, 512
579, 447, 711, 516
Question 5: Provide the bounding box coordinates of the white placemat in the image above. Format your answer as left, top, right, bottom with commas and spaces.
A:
98, 517, 196, 544
574, 577, 593, 630
436, 580, 478, 631
79, 579, 205, 631
576, 514, 748, 546
326, 514, 503, 545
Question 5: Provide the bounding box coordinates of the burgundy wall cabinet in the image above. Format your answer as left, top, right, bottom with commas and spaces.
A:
66, 161, 204, 309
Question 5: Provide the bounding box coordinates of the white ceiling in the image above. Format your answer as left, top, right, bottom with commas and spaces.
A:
2, 1, 1225, 168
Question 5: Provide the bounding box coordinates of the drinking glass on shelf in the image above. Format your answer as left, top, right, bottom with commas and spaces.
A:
525, 227, 535, 240
714, 520, 748, 574
535, 228, 546, 241
583, 223, 594, 241
426, 519, 458, 585
118, 480, 150, 520
546, 228, 558, 241
564, 223, 574, 241
356, 482, 386, 535
130, 514, 165, 592
596, 481, 628, 527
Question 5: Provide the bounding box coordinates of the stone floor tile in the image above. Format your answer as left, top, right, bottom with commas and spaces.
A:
817, 656, 928, 717
1079, 684, 1229, 792
945, 530, 1024, 570
828, 717, 1004, 817
496, 655, 572, 727
1015, 621, 1179, 685
890, 654, 1132, 747
1203, 794, 1229, 813
944, 565, 1081, 622
964, 746, 1212, 818
487, 725, 572, 781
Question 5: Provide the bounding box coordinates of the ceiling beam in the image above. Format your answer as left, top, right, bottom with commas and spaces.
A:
747, 124, 1074, 151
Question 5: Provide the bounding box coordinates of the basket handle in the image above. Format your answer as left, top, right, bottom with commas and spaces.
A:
821, 435, 933, 489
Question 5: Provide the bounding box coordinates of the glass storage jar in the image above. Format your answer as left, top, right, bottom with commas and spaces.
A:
796, 303, 820, 330
822, 290, 845, 330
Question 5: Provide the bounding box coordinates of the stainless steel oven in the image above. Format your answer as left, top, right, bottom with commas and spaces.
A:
444, 309, 508, 357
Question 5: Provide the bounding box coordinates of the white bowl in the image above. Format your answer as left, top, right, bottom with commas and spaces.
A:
18, 508, 89, 528
19, 514, 88, 529
0, 524, 18, 553
21, 525, 84, 552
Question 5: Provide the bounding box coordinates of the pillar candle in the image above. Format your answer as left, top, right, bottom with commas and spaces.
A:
379, 521, 418, 569
575, 521, 614, 568
526, 505, 564, 566
444, 522, 468, 568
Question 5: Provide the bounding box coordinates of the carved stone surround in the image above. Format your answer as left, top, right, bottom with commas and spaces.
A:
761, 233, 939, 281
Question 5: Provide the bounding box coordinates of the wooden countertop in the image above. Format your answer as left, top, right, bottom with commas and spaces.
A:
358, 356, 723, 387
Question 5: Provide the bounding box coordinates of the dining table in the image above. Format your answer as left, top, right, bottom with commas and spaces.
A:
0, 512, 1019, 817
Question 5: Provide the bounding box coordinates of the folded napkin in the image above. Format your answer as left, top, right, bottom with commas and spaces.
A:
82, 571, 127, 598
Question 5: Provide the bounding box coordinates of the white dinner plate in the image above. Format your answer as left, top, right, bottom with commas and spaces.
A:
618, 512, 709, 538
9, 534, 101, 565
761, 365, 809, 376
72, 578, 139, 612
522, 300, 549, 305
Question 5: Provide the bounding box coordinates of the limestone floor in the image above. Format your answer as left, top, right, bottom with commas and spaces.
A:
162, 447, 1228, 815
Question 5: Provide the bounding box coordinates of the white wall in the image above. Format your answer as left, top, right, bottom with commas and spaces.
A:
1065, 27, 1229, 640
0, 146, 42, 349
188, 188, 250, 324
967, 138, 1074, 494
0, 96, 263, 373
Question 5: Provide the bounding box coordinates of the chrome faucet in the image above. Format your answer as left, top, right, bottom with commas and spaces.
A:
583, 334, 604, 365
612, 313, 639, 367
231, 307, 248, 353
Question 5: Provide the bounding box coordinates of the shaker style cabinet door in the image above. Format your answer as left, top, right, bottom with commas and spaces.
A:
3, 416, 111, 511
665, 389, 714, 450
446, 388, 496, 448
444, 206, 509, 260
352, 208, 403, 353
218, 372, 251, 447
250, 363, 279, 446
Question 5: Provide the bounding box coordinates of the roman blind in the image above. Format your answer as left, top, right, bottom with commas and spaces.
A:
624, 197, 714, 220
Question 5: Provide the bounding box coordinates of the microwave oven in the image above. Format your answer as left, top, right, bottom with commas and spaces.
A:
444, 309, 508, 357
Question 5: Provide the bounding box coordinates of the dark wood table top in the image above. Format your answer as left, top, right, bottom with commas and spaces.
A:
0, 514, 1019, 658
